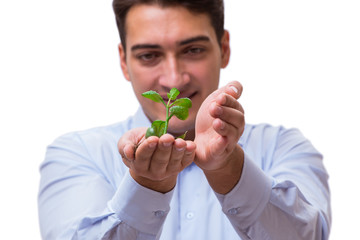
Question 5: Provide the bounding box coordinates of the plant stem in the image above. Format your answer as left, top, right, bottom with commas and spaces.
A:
163, 99, 171, 135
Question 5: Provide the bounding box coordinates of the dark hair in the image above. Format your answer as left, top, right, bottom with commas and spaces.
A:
112, 0, 224, 51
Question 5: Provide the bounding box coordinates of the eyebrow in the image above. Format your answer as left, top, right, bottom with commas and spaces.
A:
179, 35, 210, 45
130, 35, 210, 52
131, 44, 161, 51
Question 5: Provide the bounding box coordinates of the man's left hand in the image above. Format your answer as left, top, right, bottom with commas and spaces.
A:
194, 81, 245, 194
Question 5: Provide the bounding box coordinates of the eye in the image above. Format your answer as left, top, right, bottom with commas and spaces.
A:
183, 47, 206, 57
136, 52, 161, 65
138, 53, 157, 61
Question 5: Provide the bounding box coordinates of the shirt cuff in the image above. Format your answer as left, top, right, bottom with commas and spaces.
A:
108, 171, 174, 235
215, 153, 273, 229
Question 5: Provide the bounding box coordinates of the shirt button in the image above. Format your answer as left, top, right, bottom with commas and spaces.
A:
228, 208, 239, 215
186, 212, 194, 219
154, 210, 165, 218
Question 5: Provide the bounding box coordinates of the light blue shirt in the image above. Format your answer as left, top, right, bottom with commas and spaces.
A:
38, 108, 331, 240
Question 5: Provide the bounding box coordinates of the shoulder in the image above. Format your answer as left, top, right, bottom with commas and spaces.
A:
50, 121, 128, 150
45, 112, 138, 161
242, 123, 306, 145
241, 123, 319, 169
50, 109, 145, 149
42, 119, 135, 185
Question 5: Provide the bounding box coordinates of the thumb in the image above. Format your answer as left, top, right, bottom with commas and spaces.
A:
118, 127, 147, 160
223, 81, 243, 99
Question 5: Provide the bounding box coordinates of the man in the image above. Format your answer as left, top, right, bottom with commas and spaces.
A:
38, 0, 331, 239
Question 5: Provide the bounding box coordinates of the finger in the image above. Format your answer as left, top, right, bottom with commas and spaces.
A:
181, 141, 196, 168
149, 134, 175, 174
210, 102, 245, 130
204, 81, 243, 107
118, 127, 147, 148
118, 127, 148, 160
212, 117, 244, 142
134, 136, 158, 173
122, 143, 136, 164
118, 138, 135, 161
166, 138, 187, 172
215, 93, 244, 113
224, 81, 243, 99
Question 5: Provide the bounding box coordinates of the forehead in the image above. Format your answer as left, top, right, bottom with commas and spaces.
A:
124, 4, 216, 49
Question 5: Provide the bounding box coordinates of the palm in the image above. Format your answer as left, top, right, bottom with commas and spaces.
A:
194, 90, 231, 170
194, 82, 244, 171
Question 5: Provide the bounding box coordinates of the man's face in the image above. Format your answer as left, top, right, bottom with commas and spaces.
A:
119, 4, 230, 137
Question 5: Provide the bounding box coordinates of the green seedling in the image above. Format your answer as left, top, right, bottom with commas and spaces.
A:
142, 88, 192, 139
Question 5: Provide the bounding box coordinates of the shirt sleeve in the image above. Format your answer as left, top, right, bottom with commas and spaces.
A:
215, 127, 331, 240
38, 132, 173, 240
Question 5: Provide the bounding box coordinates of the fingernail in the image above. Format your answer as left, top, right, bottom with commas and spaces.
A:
220, 121, 225, 130
162, 141, 171, 147
123, 148, 129, 159
230, 85, 238, 94
149, 142, 157, 148
216, 106, 223, 115
176, 146, 186, 151
123, 145, 132, 160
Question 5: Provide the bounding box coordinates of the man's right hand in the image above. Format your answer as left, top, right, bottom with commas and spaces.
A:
118, 127, 196, 193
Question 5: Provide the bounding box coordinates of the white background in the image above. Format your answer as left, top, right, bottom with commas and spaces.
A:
1, 0, 359, 239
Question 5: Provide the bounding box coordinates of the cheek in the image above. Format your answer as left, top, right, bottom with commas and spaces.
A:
189, 57, 221, 82
129, 66, 158, 96
188, 62, 220, 99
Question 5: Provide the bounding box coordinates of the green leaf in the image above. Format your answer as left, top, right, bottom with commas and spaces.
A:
171, 98, 192, 108
145, 120, 166, 138
152, 120, 166, 137
141, 88, 192, 137
170, 106, 189, 120
167, 88, 180, 101
177, 131, 187, 139
145, 126, 157, 138
142, 91, 165, 105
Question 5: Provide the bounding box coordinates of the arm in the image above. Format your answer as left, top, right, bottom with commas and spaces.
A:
194, 82, 331, 239
38, 130, 194, 239
216, 128, 331, 240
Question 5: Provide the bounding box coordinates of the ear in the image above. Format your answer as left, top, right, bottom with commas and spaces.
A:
118, 43, 130, 81
220, 30, 231, 68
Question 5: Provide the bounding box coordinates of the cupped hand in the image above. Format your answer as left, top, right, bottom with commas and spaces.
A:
194, 81, 245, 171
118, 127, 196, 192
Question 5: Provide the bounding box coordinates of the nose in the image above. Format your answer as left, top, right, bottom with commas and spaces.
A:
159, 55, 190, 91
